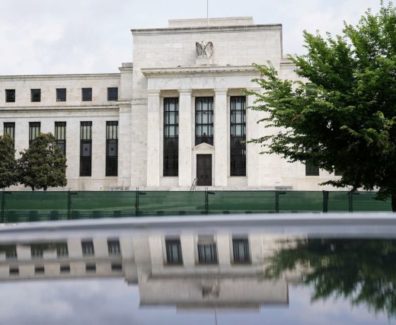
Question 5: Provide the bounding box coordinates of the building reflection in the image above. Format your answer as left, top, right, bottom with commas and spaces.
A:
0, 230, 295, 310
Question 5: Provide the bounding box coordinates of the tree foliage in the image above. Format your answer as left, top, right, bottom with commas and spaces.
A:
0, 135, 17, 189
18, 133, 67, 191
264, 238, 396, 317
249, 2, 396, 209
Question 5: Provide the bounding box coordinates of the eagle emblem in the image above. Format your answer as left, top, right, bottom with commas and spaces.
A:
196, 41, 214, 58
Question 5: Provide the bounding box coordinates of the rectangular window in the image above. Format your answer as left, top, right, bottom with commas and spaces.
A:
106, 121, 118, 176
29, 122, 41, 146
5, 89, 15, 103
163, 98, 179, 176
55, 122, 66, 155
107, 239, 121, 256
165, 238, 183, 265
306, 160, 320, 176
81, 240, 94, 256
0, 245, 17, 260
197, 236, 217, 264
56, 88, 66, 102
56, 243, 69, 257
82, 88, 92, 101
107, 87, 118, 101
3, 122, 15, 147
35, 266, 45, 274
195, 97, 214, 145
80, 122, 92, 177
232, 237, 250, 264
60, 265, 71, 273
9, 267, 19, 276
31, 244, 44, 259
31, 89, 41, 102
111, 263, 122, 272
85, 264, 96, 273
230, 96, 246, 176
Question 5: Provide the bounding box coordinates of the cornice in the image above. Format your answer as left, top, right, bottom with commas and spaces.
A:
131, 24, 282, 35
141, 65, 258, 77
0, 105, 119, 113
0, 73, 120, 81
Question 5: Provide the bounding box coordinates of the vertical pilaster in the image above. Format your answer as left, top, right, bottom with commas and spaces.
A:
118, 103, 131, 189
214, 89, 228, 187
178, 89, 193, 187
247, 91, 264, 187
146, 90, 161, 187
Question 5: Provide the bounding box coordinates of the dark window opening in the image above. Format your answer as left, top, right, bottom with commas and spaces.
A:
9, 267, 19, 276
232, 237, 250, 264
163, 98, 179, 176
230, 96, 246, 176
195, 97, 214, 145
80, 122, 92, 177
60, 265, 71, 273
306, 160, 320, 176
56, 242, 69, 257
107, 87, 118, 101
81, 240, 94, 256
106, 121, 118, 177
29, 122, 41, 146
3, 122, 15, 148
31, 89, 41, 102
5, 89, 15, 103
111, 264, 123, 272
35, 266, 45, 274
107, 239, 121, 256
56, 88, 66, 102
0, 245, 17, 260
82, 88, 92, 101
197, 236, 217, 264
165, 238, 183, 265
55, 122, 66, 156
85, 264, 96, 273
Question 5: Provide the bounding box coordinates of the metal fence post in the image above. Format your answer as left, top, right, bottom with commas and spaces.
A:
67, 191, 77, 219
135, 189, 139, 216
323, 191, 329, 213
0, 191, 4, 223
348, 192, 353, 212
275, 191, 280, 213
205, 189, 215, 214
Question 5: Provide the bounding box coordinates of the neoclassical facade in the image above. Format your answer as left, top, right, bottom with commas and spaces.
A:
0, 17, 338, 191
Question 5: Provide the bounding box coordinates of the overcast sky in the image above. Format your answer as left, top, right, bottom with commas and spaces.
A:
0, 0, 382, 75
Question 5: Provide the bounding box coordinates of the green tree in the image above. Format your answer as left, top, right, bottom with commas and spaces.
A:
249, 2, 396, 210
264, 238, 396, 317
18, 133, 67, 191
0, 135, 17, 189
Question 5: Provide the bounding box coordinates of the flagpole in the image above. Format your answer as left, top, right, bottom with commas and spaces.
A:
207, 0, 209, 26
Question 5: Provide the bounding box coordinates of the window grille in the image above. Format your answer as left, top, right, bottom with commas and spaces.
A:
230, 96, 246, 176
80, 122, 92, 176
197, 236, 217, 264
165, 238, 183, 265
55, 122, 66, 155
163, 98, 179, 176
29, 122, 41, 146
106, 121, 118, 176
232, 237, 250, 264
195, 97, 214, 145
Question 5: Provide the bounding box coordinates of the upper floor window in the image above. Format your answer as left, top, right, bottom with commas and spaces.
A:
82, 88, 92, 101
107, 87, 118, 101
5, 89, 15, 103
306, 160, 320, 176
80, 122, 92, 177
232, 237, 250, 264
31, 89, 41, 102
107, 239, 121, 256
165, 238, 183, 265
197, 236, 217, 264
195, 97, 214, 145
81, 240, 94, 256
56, 88, 66, 102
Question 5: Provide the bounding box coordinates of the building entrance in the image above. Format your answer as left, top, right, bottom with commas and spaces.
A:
196, 154, 212, 186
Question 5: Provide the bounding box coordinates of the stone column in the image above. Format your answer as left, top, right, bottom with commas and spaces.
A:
146, 90, 161, 187
178, 89, 193, 187
214, 89, 228, 187
118, 102, 131, 189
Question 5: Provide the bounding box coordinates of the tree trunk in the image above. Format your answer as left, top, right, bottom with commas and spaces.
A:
392, 193, 396, 213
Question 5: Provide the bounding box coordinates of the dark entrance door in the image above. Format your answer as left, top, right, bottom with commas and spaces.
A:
196, 154, 212, 186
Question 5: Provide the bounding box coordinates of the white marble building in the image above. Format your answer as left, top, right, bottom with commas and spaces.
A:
0, 17, 338, 191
